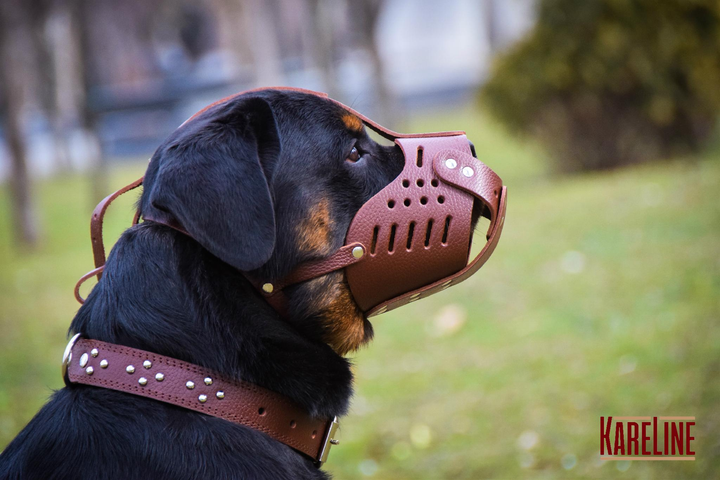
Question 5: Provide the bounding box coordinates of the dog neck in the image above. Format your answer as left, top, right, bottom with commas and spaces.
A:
69, 222, 353, 419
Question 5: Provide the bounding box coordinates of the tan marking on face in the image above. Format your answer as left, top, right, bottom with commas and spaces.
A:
296, 198, 333, 255
341, 114, 363, 132
300, 274, 371, 356
319, 282, 370, 356
294, 200, 371, 355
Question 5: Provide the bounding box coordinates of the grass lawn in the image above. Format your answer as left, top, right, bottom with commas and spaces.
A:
1, 107, 718, 479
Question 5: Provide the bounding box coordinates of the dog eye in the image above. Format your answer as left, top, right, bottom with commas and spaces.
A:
346, 146, 361, 163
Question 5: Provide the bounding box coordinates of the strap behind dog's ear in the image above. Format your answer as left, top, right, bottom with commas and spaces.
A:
141, 96, 280, 272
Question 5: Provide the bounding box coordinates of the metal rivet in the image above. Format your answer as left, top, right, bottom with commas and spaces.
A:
85, 366, 94, 375
126, 365, 135, 374
262, 283, 274, 294
330, 439, 340, 445
462, 166, 474, 178
155, 372, 165, 382
90, 348, 99, 357
204, 377, 213, 386
445, 158, 457, 169
138, 377, 148, 386
410, 293, 421, 301
99, 359, 109, 369
79, 353, 89, 368
198, 394, 208, 403
352, 246, 364, 259
143, 360, 152, 369
186, 381, 195, 390
216, 391, 225, 399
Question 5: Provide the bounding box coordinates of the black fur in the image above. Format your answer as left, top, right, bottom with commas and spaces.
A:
0, 90, 404, 480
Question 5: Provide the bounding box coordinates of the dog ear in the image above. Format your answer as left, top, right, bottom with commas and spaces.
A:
143, 96, 280, 271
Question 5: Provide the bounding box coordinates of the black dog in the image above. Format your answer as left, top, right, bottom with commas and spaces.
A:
0, 90, 404, 479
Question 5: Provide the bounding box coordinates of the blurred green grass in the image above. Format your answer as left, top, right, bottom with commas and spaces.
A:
1, 107, 718, 479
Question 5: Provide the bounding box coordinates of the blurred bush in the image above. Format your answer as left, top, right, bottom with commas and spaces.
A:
481, 0, 720, 171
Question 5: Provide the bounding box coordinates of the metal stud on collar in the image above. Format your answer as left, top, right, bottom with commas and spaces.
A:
143, 360, 152, 369
126, 365, 135, 374
186, 381, 195, 390
262, 283, 274, 294
352, 246, 365, 259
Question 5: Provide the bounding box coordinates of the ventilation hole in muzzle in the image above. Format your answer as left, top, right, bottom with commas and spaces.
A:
420, 196, 428, 205
258, 407, 266, 416
389, 224, 397, 252
417, 179, 424, 187
442, 216, 452, 244
438, 196, 445, 204
407, 222, 416, 250
424, 219, 434, 247
416, 147, 424, 167
404, 198, 411, 207
431, 179, 439, 187
371, 226, 379, 255
402, 179, 410, 188
388, 199, 395, 209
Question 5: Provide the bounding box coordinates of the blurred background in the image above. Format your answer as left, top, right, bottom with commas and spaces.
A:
0, 0, 718, 478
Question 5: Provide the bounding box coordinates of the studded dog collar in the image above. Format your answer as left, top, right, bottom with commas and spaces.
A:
61, 334, 340, 466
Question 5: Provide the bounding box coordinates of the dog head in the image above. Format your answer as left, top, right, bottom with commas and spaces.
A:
140, 90, 404, 355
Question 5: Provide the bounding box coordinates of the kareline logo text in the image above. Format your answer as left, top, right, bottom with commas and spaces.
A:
600, 416, 695, 461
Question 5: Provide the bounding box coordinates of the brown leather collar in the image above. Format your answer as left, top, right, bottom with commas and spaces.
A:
61, 334, 340, 466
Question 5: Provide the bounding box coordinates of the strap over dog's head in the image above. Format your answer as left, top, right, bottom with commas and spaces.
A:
75, 87, 506, 320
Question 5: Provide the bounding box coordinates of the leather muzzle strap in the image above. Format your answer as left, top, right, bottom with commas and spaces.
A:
64, 337, 337, 464
140, 214, 366, 317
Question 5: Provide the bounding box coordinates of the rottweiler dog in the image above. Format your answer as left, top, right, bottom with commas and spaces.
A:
0, 90, 405, 479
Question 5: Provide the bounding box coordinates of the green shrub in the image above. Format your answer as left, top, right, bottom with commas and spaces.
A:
482, 0, 720, 171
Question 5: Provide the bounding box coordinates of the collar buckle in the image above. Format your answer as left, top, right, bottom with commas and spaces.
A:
316, 416, 340, 467
61, 333, 83, 386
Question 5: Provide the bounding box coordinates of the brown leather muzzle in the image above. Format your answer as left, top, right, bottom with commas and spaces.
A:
75, 87, 506, 320
346, 135, 505, 316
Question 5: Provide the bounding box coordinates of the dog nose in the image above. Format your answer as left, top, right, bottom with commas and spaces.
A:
468, 140, 477, 158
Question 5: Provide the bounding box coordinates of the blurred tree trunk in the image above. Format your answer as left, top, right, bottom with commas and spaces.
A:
350, 0, 399, 127
244, 0, 284, 86
69, 0, 107, 201
0, 0, 40, 247
306, 0, 340, 97
483, 0, 499, 53
29, 0, 73, 172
